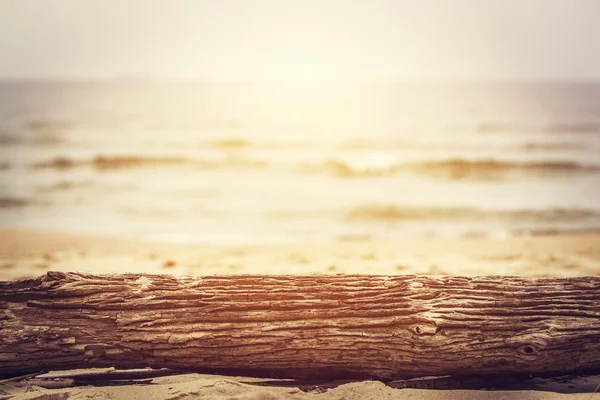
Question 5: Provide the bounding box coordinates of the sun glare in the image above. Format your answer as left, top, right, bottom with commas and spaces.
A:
243, 46, 349, 123
258, 44, 341, 87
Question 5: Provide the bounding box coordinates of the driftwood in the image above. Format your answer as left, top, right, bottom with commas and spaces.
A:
1, 272, 599, 379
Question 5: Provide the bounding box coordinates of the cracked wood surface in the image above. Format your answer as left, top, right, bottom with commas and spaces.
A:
1, 272, 599, 379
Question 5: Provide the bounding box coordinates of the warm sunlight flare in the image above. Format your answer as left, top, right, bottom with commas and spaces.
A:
259, 45, 338, 85
1, 1, 600, 396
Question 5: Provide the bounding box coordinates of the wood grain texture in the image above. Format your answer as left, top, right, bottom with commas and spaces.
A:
1, 272, 599, 379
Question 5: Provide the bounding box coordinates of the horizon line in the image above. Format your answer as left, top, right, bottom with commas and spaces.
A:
1, 77, 600, 85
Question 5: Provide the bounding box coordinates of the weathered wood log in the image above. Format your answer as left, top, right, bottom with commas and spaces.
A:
1, 272, 599, 379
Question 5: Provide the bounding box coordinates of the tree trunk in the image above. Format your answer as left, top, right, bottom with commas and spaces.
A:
1, 272, 599, 379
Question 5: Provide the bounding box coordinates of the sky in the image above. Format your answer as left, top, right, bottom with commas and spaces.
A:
1, 0, 599, 81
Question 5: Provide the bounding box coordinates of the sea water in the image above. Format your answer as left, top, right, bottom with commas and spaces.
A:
1, 82, 599, 243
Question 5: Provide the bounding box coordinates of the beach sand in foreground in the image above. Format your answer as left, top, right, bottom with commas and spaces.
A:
1, 228, 600, 281
1, 228, 599, 399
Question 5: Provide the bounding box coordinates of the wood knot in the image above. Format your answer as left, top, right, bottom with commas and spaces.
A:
517, 337, 547, 356
518, 344, 538, 356
410, 324, 438, 336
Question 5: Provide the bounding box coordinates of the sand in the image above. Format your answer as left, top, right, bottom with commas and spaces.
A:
1, 228, 600, 281
1, 228, 599, 399
0, 370, 598, 400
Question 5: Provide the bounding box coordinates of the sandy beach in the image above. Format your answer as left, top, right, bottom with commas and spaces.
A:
1, 228, 599, 281
2, 370, 600, 400
1, 228, 599, 399
3, 3, 600, 398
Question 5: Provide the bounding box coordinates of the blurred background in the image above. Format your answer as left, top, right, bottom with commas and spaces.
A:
1, 1, 599, 278
2, 82, 600, 242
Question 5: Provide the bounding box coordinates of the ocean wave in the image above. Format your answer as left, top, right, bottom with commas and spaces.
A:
345, 204, 600, 222
32, 154, 268, 171
30, 133, 64, 146
297, 159, 398, 178
517, 141, 584, 150
346, 205, 477, 220
24, 119, 71, 132
202, 138, 250, 149
0, 197, 29, 208
32, 155, 188, 170
299, 158, 600, 179
0, 133, 19, 145
510, 227, 600, 236
338, 139, 586, 151
199, 138, 309, 149
93, 155, 189, 170
412, 159, 600, 180
0, 129, 64, 147
37, 180, 94, 193
477, 122, 600, 134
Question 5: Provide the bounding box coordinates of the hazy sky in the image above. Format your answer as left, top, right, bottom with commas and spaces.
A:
1, 0, 599, 81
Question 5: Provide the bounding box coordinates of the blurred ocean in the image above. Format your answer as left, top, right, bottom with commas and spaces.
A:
1, 82, 599, 243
